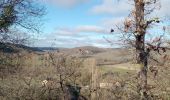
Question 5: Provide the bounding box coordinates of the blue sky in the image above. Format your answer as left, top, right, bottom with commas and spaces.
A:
33, 0, 170, 48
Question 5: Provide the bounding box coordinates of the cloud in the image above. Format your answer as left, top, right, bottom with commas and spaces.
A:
33, 25, 114, 48
97, 0, 170, 30
90, 0, 132, 16
75, 25, 109, 33
34, 35, 112, 48
41, 0, 89, 8
154, 0, 170, 17
35, 0, 170, 48
54, 25, 110, 35
100, 17, 125, 28
90, 0, 169, 17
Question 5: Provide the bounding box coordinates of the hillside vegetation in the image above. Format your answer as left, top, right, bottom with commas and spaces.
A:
0, 45, 170, 99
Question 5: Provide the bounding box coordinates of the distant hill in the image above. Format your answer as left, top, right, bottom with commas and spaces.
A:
73, 46, 109, 53
31, 47, 59, 52
53, 46, 110, 56
0, 42, 133, 64
0, 42, 43, 53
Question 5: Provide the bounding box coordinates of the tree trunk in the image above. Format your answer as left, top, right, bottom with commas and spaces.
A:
134, 0, 148, 99
136, 35, 148, 100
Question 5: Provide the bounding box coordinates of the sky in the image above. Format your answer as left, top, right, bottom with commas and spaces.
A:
32, 0, 170, 48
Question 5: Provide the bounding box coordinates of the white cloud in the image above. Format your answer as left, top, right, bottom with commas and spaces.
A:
90, 0, 169, 17
75, 25, 109, 33
34, 35, 112, 48
35, 0, 170, 48
90, 0, 132, 16
33, 25, 113, 48
54, 25, 110, 35
97, 0, 170, 30
100, 17, 125, 28
41, 0, 89, 8
154, 0, 170, 17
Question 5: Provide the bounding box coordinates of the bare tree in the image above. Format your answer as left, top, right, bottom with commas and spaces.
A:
47, 52, 85, 99
112, 0, 170, 99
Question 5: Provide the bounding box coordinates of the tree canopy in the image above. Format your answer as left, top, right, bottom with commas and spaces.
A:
0, 0, 45, 43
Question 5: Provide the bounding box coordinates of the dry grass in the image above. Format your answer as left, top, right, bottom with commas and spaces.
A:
0, 47, 170, 100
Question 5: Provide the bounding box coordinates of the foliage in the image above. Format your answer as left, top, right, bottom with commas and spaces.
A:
0, 0, 45, 44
